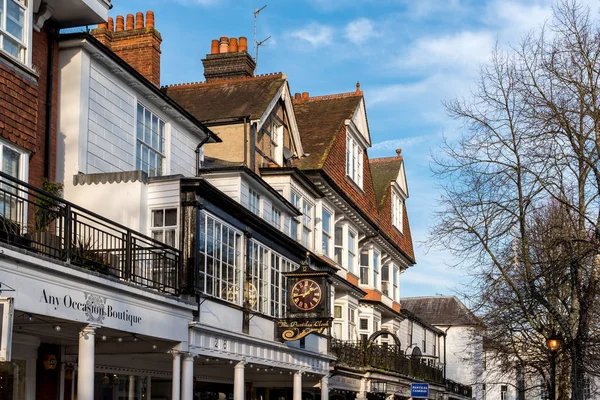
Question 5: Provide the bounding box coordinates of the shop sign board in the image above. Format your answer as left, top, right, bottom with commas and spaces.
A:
410, 383, 429, 398
0, 297, 14, 361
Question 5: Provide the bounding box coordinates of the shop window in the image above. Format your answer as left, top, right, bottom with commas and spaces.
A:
0, 360, 26, 399
0, 0, 28, 64
136, 104, 164, 177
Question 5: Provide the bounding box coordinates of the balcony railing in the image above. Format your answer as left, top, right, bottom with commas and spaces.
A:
0, 172, 181, 295
331, 339, 444, 383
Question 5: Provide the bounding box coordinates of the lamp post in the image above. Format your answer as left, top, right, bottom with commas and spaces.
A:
547, 334, 562, 400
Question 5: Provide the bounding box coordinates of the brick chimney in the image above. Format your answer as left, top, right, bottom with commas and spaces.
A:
202, 36, 256, 82
92, 11, 162, 86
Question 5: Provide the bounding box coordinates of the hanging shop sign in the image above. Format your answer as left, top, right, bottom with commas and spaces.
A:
0, 297, 14, 361
276, 256, 333, 341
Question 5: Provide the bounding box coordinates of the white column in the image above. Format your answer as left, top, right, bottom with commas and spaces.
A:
181, 354, 194, 400
128, 375, 135, 400
293, 371, 302, 400
234, 361, 245, 400
320, 375, 329, 400
77, 325, 97, 400
146, 375, 152, 399
172, 352, 181, 400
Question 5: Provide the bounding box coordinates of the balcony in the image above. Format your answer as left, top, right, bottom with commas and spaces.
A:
331, 339, 444, 383
0, 172, 180, 295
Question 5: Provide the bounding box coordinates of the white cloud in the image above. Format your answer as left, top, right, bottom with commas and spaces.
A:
401, 31, 495, 73
487, 0, 552, 37
371, 135, 431, 152
344, 18, 379, 44
171, 0, 218, 6
290, 23, 334, 47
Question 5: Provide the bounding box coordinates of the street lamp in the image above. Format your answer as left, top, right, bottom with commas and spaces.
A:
546, 333, 562, 400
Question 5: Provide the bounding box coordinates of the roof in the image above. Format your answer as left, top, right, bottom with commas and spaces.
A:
293, 93, 362, 170
370, 156, 403, 211
162, 73, 286, 123
400, 296, 480, 326
58, 33, 220, 143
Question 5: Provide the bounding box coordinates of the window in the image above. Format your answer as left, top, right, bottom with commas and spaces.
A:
432, 340, 436, 356
0, 360, 26, 399
348, 306, 356, 340
299, 337, 306, 349
360, 251, 369, 285
334, 305, 342, 319
359, 318, 368, 330
150, 208, 177, 247
0, 142, 26, 224
360, 333, 368, 343
291, 191, 301, 240
381, 265, 390, 296
334, 226, 343, 265
271, 206, 281, 230
197, 213, 243, 305
270, 121, 284, 165
422, 327, 427, 353
0, 0, 27, 63
347, 230, 356, 274
373, 252, 380, 290
393, 266, 399, 301
482, 384, 486, 400
247, 188, 260, 215
346, 134, 363, 188
392, 191, 403, 232
301, 201, 313, 247
321, 208, 332, 257
407, 320, 413, 347
136, 104, 165, 177
500, 385, 507, 400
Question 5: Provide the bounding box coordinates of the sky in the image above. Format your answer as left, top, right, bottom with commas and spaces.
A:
109, 0, 557, 299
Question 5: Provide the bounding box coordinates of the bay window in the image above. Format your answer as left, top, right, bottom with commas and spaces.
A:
373, 252, 380, 290
334, 226, 343, 265
302, 200, 313, 248
393, 266, 399, 301
360, 251, 369, 285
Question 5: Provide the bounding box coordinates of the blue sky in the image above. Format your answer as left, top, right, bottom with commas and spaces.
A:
110, 0, 555, 298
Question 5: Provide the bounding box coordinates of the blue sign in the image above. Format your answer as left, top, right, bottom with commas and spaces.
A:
410, 383, 429, 398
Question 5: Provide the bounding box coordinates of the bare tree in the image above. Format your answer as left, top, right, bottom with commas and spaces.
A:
431, 2, 600, 399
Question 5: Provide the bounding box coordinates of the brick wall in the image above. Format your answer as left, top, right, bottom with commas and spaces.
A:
0, 26, 58, 188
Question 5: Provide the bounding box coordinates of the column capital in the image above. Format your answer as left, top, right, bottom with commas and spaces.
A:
234, 360, 245, 369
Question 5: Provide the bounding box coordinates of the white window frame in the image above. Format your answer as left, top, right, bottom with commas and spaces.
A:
334, 224, 343, 266
348, 306, 357, 340
392, 189, 404, 233
346, 132, 364, 188
373, 251, 380, 291
321, 207, 333, 257
301, 200, 313, 248
0, 140, 28, 225
149, 207, 178, 247
347, 228, 357, 275
0, 0, 31, 66
136, 103, 165, 177
271, 121, 284, 166
393, 265, 399, 301
271, 205, 281, 230
248, 187, 260, 215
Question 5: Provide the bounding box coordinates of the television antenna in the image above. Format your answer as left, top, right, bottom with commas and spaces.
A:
253, 5, 271, 71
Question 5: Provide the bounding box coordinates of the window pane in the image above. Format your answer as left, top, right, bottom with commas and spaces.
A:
3, 146, 20, 179
322, 209, 331, 234
152, 210, 163, 227
3, 35, 21, 60
7, 1, 24, 40
165, 209, 177, 226
335, 226, 342, 246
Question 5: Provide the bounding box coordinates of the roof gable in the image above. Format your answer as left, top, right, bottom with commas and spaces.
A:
162, 73, 286, 123
369, 154, 408, 211
351, 98, 371, 147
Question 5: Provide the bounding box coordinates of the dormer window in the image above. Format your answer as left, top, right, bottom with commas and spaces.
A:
346, 133, 363, 188
270, 121, 284, 165
392, 190, 403, 233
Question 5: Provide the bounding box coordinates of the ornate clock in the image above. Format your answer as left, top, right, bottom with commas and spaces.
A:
291, 278, 322, 311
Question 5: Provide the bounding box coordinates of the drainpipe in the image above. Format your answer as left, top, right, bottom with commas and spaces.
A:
243, 117, 248, 166
443, 326, 450, 380
44, 25, 58, 180
195, 134, 211, 177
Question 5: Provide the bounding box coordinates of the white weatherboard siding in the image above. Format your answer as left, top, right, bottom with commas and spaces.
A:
171, 125, 197, 176
204, 175, 242, 202
88, 63, 136, 173
446, 326, 481, 385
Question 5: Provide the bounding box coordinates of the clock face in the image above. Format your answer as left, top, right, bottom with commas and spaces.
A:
291, 279, 322, 311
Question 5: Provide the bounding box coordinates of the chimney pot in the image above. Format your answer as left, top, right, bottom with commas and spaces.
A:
116, 15, 124, 31
135, 12, 144, 29
219, 36, 229, 53
146, 10, 155, 28
108, 17, 114, 31
294, 93, 301, 100
229, 37, 238, 52
210, 39, 219, 54
302, 92, 309, 100
126, 14, 134, 30
396, 148, 402, 158
98, 22, 108, 29
239, 37, 248, 52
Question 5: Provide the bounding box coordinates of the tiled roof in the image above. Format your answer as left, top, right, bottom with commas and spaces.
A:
162, 73, 285, 122
370, 156, 402, 211
293, 93, 362, 170
400, 296, 480, 326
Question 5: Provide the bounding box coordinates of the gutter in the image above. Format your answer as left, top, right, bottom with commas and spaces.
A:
194, 135, 211, 177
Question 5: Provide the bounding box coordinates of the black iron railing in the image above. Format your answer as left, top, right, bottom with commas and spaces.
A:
331, 339, 444, 383
0, 172, 181, 295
